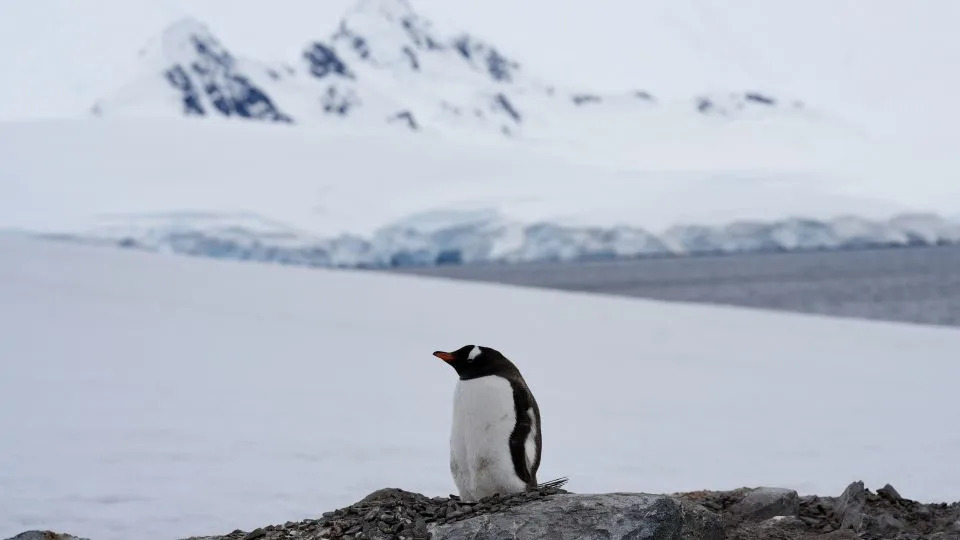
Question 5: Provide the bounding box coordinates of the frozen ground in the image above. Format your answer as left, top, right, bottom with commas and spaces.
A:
2, 234, 959, 540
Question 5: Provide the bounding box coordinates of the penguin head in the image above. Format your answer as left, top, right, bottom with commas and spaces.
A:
433, 344, 513, 380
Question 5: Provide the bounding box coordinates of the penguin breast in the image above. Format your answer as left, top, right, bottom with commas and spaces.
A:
449, 375, 529, 500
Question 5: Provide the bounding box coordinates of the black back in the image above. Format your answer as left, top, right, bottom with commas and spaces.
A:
433, 345, 542, 489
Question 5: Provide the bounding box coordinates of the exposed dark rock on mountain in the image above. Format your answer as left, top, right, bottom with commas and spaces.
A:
160, 20, 292, 122
97, 0, 797, 133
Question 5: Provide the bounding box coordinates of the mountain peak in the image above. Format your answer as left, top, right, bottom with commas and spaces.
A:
332, 0, 445, 71
348, 0, 417, 20
92, 0, 808, 142
322, 0, 520, 85
160, 17, 218, 66
161, 19, 291, 122
98, 17, 292, 123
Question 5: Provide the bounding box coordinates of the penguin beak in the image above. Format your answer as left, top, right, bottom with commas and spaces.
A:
433, 351, 456, 362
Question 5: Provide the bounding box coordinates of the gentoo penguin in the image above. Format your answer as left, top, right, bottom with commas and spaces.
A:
433, 344, 546, 502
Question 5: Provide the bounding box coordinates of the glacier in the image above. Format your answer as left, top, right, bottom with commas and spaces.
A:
50, 209, 960, 270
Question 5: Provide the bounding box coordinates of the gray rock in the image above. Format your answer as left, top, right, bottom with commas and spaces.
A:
729, 487, 800, 522
758, 515, 806, 531
876, 512, 905, 532
877, 483, 903, 502
729, 516, 818, 540
13, 480, 960, 540
835, 480, 867, 530
429, 492, 723, 540
241, 529, 265, 540
3, 533, 90, 540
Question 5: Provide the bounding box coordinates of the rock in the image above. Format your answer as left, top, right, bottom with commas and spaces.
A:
241, 529, 266, 540
875, 512, 906, 535
758, 515, 806, 531
835, 480, 868, 530
878, 483, 903, 502
3, 533, 90, 540
729, 487, 800, 522
9, 480, 960, 540
680, 499, 727, 540
430, 492, 722, 540
729, 508, 836, 539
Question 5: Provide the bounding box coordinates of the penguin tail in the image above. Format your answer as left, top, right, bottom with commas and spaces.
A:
536, 476, 569, 490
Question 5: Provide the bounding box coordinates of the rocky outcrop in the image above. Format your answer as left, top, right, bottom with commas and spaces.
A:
159, 19, 293, 122
677, 481, 960, 540
432, 492, 722, 540
4, 533, 90, 540
7, 481, 960, 540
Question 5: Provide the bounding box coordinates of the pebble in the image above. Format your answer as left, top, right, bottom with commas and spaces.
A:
197, 484, 569, 540
184, 480, 960, 540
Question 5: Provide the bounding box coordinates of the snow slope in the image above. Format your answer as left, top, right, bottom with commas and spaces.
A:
71, 0, 884, 176
5, 117, 959, 268
2, 0, 957, 161
2, 0, 959, 267
4, 0, 958, 153
2, 234, 959, 540
418, 0, 960, 154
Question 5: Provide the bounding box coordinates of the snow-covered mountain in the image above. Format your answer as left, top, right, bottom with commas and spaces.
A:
4, 0, 958, 158
93, 18, 293, 122
2, 0, 960, 269
89, 0, 818, 145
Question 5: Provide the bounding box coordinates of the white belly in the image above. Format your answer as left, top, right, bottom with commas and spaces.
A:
449, 375, 527, 501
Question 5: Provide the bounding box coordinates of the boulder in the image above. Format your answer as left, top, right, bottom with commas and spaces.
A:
3, 533, 89, 540
429, 493, 723, 540
728, 487, 800, 522
6, 480, 960, 540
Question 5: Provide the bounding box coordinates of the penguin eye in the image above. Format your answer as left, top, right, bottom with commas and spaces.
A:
466, 345, 482, 363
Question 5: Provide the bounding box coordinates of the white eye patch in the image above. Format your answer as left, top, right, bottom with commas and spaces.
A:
468, 346, 482, 361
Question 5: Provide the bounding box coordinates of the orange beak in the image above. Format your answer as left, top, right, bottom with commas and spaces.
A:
433, 351, 456, 362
